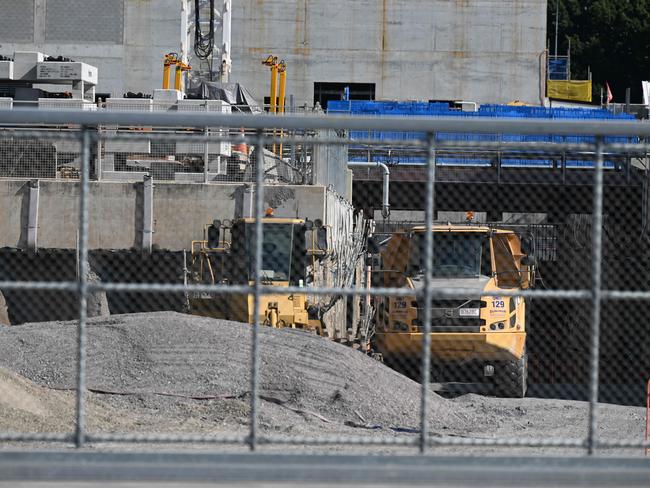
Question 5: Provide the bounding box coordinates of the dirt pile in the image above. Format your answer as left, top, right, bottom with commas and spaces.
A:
0, 312, 462, 432
0, 312, 645, 453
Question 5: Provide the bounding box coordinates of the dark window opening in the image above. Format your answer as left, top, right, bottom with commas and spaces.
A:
314, 82, 375, 110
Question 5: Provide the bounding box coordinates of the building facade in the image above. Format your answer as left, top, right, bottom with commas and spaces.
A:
0, 0, 547, 105
232, 0, 548, 107
0, 0, 186, 98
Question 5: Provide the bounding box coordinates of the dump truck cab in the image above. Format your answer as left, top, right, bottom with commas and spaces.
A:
187, 216, 324, 333
373, 224, 534, 397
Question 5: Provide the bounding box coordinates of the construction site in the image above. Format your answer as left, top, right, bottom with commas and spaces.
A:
1, 1, 650, 486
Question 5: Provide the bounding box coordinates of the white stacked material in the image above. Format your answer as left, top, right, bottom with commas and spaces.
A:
104, 98, 153, 153
36, 62, 98, 85
3, 52, 97, 101
36, 60, 97, 101
0, 60, 13, 80
38, 99, 96, 152
37, 98, 96, 110
176, 99, 232, 158
152, 89, 183, 102
106, 98, 153, 112
177, 99, 230, 112
152, 89, 183, 112
12, 52, 44, 80
0, 98, 12, 110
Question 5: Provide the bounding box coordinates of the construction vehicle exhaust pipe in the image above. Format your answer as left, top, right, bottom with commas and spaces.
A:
348, 162, 390, 218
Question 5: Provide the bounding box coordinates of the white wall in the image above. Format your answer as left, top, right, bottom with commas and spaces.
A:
231, 0, 547, 106
0, 0, 187, 97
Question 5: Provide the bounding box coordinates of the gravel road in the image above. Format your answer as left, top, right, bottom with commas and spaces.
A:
0, 312, 645, 455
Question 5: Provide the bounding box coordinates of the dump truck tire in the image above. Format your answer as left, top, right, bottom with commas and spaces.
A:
495, 351, 528, 398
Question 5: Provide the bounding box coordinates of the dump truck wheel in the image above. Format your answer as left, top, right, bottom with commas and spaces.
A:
495, 351, 528, 398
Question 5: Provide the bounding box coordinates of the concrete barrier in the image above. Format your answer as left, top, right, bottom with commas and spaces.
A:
0, 180, 330, 251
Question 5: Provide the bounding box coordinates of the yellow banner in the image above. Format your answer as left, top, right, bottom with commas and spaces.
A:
547, 80, 593, 102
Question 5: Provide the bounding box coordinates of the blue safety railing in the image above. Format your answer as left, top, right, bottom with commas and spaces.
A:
329, 100, 637, 167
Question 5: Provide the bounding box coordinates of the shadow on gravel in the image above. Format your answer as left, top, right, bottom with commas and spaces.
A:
431, 381, 647, 407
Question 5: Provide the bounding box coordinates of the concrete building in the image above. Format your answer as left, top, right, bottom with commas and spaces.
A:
0, 0, 187, 98
232, 0, 549, 107
0, 1, 547, 105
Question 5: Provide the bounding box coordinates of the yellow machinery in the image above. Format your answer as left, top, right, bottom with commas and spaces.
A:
262, 55, 287, 155
186, 214, 325, 333
372, 223, 535, 397
162, 53, 191, 91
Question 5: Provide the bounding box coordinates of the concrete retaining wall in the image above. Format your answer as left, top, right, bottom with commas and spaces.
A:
0, 180, 329, 251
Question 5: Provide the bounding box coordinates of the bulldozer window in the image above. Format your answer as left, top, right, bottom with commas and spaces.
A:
245, 223, 294, 282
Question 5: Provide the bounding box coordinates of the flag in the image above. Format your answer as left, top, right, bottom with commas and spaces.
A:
606, 82, 613, 104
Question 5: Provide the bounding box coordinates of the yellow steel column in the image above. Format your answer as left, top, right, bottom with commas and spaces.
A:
174, 65, 182, 90
262, 55, 280, 154
269, 63, 278, 114
163, 64, 171, 89
163, 53, 177, 89
277, 61, 287, 156
173, 61, 191, 93
278, 61, 286, 113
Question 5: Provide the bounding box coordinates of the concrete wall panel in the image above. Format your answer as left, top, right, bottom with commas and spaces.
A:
233, 0, 547, 105
0, 0, 184, 97
0, 180, 28, 248
35, 181, 138, 250
45, 0, 124, 44
0, 0, 35, 42
0, 181, 329, 252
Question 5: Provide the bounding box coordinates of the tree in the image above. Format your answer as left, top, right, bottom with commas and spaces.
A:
548, 0, 650, 103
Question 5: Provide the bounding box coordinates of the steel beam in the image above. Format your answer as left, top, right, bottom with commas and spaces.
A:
0, 452, 649, 486
4, 109, 650, 136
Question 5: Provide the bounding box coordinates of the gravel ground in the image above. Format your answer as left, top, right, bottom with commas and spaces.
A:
0, 312, 646, 455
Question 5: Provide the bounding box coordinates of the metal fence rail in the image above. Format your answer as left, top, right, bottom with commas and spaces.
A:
1, 108, 650, 473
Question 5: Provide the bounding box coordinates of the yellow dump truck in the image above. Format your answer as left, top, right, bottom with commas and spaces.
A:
372, 224, 535, 397
186, 215, 325, 333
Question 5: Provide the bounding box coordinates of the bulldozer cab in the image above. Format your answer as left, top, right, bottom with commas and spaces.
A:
229, 218, 307, 285
190, 217, 312, 287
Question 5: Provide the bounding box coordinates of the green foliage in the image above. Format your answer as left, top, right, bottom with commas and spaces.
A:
548, 0, 650, 102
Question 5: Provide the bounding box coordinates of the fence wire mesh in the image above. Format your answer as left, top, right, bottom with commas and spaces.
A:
1, 108, 650, 460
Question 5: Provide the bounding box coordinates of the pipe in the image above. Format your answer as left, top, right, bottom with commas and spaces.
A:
174, 65, 182, 91
221, 0, 232, 83
278, 62, 287, 156
347, 161, 390, 218
162, 63, 171, 89
269, 64, 278, 114
278, 67, 286, 114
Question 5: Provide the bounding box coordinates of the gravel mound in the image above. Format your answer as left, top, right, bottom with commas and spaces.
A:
2, 312, 644, 453
0, 312, 462, 431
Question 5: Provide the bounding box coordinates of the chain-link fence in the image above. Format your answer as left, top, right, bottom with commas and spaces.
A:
1, 108, 650, 474
1, 100, 322, 184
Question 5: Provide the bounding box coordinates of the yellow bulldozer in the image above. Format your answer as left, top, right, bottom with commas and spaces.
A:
185, 213, 328, 333
371, 223, 535, 397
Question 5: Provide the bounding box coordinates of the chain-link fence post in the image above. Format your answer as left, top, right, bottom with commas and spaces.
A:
248, 130, 265, 451
75, 127, 92, 448
587, 136, 605, 455
419, 132, 436, 453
